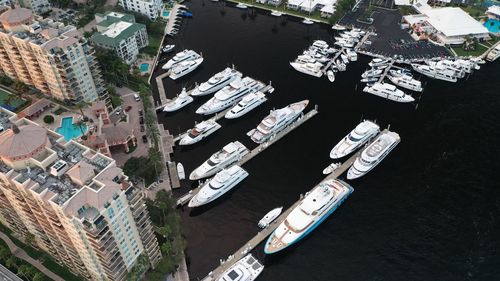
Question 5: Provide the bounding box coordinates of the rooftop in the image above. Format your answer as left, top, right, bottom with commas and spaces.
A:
91, 19, 145, 48
0, 8, 32, 25
423, 7, 489, 37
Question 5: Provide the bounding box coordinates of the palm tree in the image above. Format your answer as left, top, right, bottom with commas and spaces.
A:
32, 272, 45, 281
6, 256, 18, 269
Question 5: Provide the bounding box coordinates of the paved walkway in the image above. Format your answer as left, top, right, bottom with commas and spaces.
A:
0, 232, 65, 281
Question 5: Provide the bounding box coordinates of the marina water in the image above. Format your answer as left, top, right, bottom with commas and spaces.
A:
152, 1, 500, 280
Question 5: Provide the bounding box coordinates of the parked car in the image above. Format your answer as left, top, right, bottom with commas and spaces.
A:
140, 125, 145, 132
125, 105, 132, 112
134, 94, 140, 102
115, 108, 122, 115
139, 117, 144, 124
142, 135, 148, 143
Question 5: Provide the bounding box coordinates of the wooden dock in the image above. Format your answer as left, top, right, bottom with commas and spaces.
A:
200, 150, 359, 281
176, 107, 319, 206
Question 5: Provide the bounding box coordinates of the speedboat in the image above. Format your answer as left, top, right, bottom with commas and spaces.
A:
162, 49, 199, 70
360, 77, 378, 83
312, 40, 329, 50
302, 18, 314, 25
363, 82, 414, 103
271, 10, 283, 16
179, 120, 221, 145
336, 59, 346, 72
162, 44, 175, 53
217, 254, 263, 281
163, 88, 193, 112
236, 3, 248, 8
248, 100, 309, 144
191, 67, 242, 97
361, 68, 383, 78
289, 61, 323, 78
322, 162, 341, 174
388, 74, 423, 92
196, 77, 264, 115
331, 24, 346, 31
258, 207, 283, 228
177, 162, 185, 180
389, 68, 411, 77
169, 56, 204, 80
264, 179, 354, 254
225, 91, 267, 119
347, 50, 358, 61
189, 141, 249, 180
341, 54, 349, 65
347, 130, 400, 179
188, 165, 248, 207
327, 70, 335, 82
330, 120, 380, 159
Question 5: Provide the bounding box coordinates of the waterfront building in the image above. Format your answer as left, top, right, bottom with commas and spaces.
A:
287, 0, 337, 13
0, 107, 161, 281
0, 8, 109, 106
91, 12, 148, 65
18, 0, 51, 15
486, 5, 500, 19
118, 0, 162, 20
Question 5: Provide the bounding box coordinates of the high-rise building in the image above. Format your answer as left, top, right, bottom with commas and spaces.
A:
118, 0, 162, 20
0, 108, 162, 281
0, 8, 109, 106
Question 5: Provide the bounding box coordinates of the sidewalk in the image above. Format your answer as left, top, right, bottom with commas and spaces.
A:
0, 232, 65, 281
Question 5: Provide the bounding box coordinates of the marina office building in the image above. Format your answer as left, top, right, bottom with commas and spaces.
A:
118, 0, 162, 20
0, 107, 162, 281
92, 12, 148, 65
0, 8, 109, 105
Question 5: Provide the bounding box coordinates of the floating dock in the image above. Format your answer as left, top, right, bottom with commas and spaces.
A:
176, 107, 318, 206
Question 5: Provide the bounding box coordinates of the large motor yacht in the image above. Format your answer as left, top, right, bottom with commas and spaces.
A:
363, 82, 415, 103
330, 120, 380, 159
162, 49, 199, 70
169, 56, 204, 80
179, 120, 221, 145
217, 254, 264, 281
289, 61, 324, 78
225, 92, 267, 119
163, 88, 193, 112
387, 74, 423, 92
191, 67, 242, 96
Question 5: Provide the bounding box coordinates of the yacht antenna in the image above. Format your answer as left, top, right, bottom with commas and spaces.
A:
387, 124, 391, 130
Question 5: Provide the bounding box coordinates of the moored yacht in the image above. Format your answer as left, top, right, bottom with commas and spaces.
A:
347, 130, 400, 179
290, 61, 323, 78
162, 49, 199, 70
179, 120, 221, 145
189, 141, 249, 180
361, 68, 382, 78
486, 44, 500, 61
163, 88, 194, 112
387, 74, 423, 92
248, 100, 309, 144
258, 207, 283, 228
363, 82, 414, 103
169, 56, 204, 80
196, 77, 264, 115
225, 91, 267, 119
217, 254, 263, 281
411, 63, 458, 82
188, 165, 248, 207
369, 58, 390, 68
264, 179, 354, 254
191, 67, 242, 97
330, 120, 380, 159
347, 50, 358, 61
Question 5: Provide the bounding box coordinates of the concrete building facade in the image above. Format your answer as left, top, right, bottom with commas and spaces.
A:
117, 0, 162, 20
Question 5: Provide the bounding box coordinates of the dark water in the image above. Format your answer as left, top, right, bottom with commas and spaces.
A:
151, 2, 500, 280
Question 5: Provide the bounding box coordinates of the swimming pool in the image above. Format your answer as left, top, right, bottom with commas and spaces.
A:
163, 10, 170, 17
140, 63, 149, 72
56, 117, 87, 141
484, 19, 500, 34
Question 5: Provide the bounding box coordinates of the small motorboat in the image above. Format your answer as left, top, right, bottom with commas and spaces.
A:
332, 24, 346, 31
302, 18, 314, 25
177, 162, 186, 180
181, 11, 193, 17
341, 54, 349, 65
162, 44, 175, 53
236, 3, 248, 8
336, 59, 346, 71
258, 207, 283, 228
360, 77, 379, 83
327, 70, 335, 82
322, 162, 341, 175
271, 10, 282, 16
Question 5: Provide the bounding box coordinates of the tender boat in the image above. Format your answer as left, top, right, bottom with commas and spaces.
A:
192, 67, 242, 97
217, 254, 263, 281
236, 3, 248, 8
270, 10, 283, 16
361, 68, 383, 78
330, 120, 380, 159
347, 130, 400, 179
162, 49, 199, 70
258, 207, 283, 228
264, 179, 354, 254
225, 91, 267, 119
179, 120, 221, 145
363, 82, 414, 103
302, 18, 314, 25
331, 24, 347, 31
289, 61, 323, 78
169, 57, 204, 80
177, 163, 185, 180
327, 70, 335, 82
249, 100, 309, 144
189, 141, 249, 180
322, 162, 341, 174
188, 165, 248, 207
341, 54, 349, 65
163, 88, 194, 112
196, 77, 264, 115
387, 74, 423, 92
162, 44, 175, 53
369, 58, 390, 68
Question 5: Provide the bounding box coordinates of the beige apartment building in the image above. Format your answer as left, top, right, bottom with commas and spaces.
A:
0, 8, 109, 106
0, 108, 161, 281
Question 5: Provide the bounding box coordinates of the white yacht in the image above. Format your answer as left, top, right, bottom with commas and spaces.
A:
411, 64, 458, 82
388, 74, 423, 92
341, 54, 349, 65
196, 77, 264, 115
312, 40, 329, 50
290, 61, 323, 78
363, 82, 415, 103
332, 24, 347, 31
347, 50, 358, 61
271, 10, 283, 16
369, 58, 390, 68
389, 68, 411, 77
177, 163, 185, 180
264, 179, 353, 254
258, 207, 283, 228
217, 254, 263, 281
236, 3, 248, 9
302, 18, 314, 25
179, 120, 221, 145
162, 49, 199, 70
191, 67, 242, 97
163, 88, 194, 112
336, 59, 346, 71
189, 141, 249, 180
486, 44, 500, 62
361, 68, 382, 78
330, 120, 380, 159
169, 57, 204, 80
322, 162, 341, 175
248, 100, 309, 144
347, 130, 400, 179
188, 165, 248, 207
225, 91, 267, 119
327, 70, 335, 82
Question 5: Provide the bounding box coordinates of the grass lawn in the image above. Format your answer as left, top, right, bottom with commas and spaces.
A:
461, 5, 486, 19
0, 238, 51, 281
0, 88, 28, 112
53, 107, 66, 115
452, 43, 489, 57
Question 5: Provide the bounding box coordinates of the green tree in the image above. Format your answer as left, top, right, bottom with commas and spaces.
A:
0, 246, 10, 261
32, 272, 45, 281
17, 264, 31, 279
43, 115, 54, 124
160, 242, 172, 255
5, 256, 18, 269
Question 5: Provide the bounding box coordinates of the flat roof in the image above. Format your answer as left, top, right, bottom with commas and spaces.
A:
424, 7, 489, 37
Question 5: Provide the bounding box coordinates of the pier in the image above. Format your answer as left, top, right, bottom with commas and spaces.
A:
176, 107, 319, 206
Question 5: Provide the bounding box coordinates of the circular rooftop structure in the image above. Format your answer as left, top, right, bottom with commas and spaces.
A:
0, 124, 48, 161
0, 8, 33, 28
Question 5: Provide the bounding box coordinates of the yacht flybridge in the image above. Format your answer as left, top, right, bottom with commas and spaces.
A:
179, 120, 221, 145
191, 67, 242, 97
363, 82, 415, 103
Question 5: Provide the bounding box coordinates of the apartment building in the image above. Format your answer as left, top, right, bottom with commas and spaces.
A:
0, 8, 109, 105
0, 108, 162, 281
18, 0, 51, 15
118, 0, 162, 20
92, 12, 148, 64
